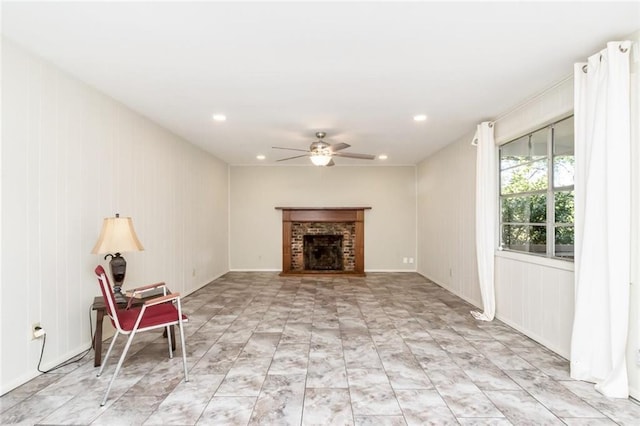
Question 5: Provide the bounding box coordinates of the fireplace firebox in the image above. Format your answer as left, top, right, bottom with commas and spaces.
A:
304, 235, 344, 271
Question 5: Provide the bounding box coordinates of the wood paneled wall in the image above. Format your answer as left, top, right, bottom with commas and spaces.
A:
1, 38, 229, 394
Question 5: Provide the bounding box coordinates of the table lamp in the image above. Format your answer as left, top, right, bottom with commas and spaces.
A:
92, 213, 144, 304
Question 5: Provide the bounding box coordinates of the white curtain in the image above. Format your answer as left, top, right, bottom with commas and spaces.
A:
571, 41, 632, 398
471, 122, 496, 321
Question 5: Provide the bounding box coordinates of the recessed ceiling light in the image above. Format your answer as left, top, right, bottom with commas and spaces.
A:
212, 114, 226, 122
256, 154, 266, 160
413, 114, 427, 122
378, 154, 388, 160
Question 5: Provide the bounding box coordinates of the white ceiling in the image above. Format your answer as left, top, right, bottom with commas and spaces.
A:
2, 1, 639, 166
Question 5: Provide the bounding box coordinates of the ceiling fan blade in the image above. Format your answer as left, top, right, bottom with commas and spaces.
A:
326, 159, 336, 167
276, 154, 309, 162
333, 152, 376, 160
272, 146, 309, 153
329, 142, 350, 152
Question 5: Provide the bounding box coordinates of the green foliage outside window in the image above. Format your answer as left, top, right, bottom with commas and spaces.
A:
499, 116, 574, 259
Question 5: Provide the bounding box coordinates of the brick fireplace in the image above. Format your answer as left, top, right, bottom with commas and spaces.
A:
275, 207, 371, 276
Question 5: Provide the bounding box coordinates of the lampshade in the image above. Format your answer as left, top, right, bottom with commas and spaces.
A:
91, 214, 144, 254
310, 153, 332, 166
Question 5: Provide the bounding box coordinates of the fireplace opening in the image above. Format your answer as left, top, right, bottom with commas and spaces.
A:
303, 234, 344, 271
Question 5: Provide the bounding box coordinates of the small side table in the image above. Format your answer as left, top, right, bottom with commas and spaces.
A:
91, 295, 176, 367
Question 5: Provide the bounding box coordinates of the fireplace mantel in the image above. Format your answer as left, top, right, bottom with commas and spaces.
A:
275, 207, 371, 276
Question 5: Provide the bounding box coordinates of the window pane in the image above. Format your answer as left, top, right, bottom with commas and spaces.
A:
553, 117, 574, 156
554, 156, 574, 188
555, 226, 574, 259
554, 191, 574, 224
553, 117, 574, 188
502, 225, 547, 254
501, 194, 547, 223
500, 129, 547, 170
529, 127, 548, 157
500, 160, 548, 195
500, 135, 529, 169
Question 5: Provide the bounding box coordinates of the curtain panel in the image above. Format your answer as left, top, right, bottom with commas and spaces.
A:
471, 122, 496, 322
570, 41, 632, 398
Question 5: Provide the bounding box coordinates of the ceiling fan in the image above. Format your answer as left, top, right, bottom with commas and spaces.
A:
273, 132, 376, 166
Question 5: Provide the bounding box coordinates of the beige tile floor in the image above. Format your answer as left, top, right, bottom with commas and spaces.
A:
2, 272, 640, 425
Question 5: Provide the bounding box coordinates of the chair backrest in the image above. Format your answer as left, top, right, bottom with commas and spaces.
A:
95, 265, 122, 331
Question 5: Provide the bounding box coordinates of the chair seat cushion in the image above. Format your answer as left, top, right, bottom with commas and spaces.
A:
117, 303, 187, 331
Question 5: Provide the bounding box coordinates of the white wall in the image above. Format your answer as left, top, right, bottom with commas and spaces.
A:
492, 77, 576, 358
494, 254, 574, 357
0, 38, 229, 394
229, 165, 417, 272
417, 133, 481, 306
418, 74, 577, 358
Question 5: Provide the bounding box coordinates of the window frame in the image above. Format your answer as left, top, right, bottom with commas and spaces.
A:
498, 115, 574, 261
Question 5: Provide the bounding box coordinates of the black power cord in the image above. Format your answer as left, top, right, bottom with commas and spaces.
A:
36, 304, 95, 373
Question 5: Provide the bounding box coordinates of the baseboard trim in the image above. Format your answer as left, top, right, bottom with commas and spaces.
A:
228, 268, 280, 272
416, 273, 570, 360
630, 385, 640, 401
417, 272, 482, 309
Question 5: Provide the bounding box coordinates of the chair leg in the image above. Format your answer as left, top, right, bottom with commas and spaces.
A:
97, 331, 120, 377
166, 325, 173, 359
178, 319, 189, 382
100, 330, 136, 406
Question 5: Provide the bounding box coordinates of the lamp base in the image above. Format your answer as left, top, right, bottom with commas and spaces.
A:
107, 253, 128, 306
113, 286, 128, 305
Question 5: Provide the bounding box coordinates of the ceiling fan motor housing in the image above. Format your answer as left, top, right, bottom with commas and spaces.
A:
310, 141, 330, 153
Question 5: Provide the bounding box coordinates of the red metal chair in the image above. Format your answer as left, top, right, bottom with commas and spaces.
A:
94, 265, 188, 406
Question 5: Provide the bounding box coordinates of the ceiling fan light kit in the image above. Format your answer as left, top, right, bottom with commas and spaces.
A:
310, 153, 332, 166
273, 132, 376, 167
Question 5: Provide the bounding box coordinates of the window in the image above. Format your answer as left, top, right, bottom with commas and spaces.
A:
499, 116, 574, 259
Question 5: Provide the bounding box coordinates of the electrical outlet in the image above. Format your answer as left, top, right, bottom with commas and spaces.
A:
409, 258, 414, 264
192, 268, 196, 277
31, 323, 44, 340
403, 257, 408, 264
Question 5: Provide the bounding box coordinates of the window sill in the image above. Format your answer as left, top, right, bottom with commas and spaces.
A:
495, 249, 575, 272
